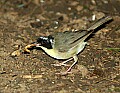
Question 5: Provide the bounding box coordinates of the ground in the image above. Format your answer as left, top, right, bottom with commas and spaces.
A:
0, 0, 120, 93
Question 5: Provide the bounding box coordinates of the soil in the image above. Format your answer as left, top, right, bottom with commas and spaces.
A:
0, 0, 120, 93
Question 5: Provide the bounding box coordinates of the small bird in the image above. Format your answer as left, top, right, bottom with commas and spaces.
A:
25, 16, 112, 75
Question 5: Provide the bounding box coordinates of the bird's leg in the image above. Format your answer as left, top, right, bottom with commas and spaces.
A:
57, 55, 78, 75
60, 57, 74, 66
53, 57, 73, 66
66, 55, 78, 72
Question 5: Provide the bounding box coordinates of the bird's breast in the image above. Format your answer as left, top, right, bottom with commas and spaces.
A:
40, 41, 87, 60
40, 46, 73, 59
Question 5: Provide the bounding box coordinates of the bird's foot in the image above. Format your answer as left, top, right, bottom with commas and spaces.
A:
52, 62, 69, 67
55, 66, 73, 75
52, 58, 73, 67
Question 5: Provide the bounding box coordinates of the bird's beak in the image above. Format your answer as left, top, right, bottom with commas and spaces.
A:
32, 42, 41, 47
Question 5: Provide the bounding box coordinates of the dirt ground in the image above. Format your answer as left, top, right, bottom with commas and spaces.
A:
0, 0, 120, 93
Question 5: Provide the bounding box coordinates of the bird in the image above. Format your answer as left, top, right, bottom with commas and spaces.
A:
24, 16, 112, 75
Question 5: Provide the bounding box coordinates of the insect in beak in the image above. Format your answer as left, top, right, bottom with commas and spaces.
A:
24, 42, 40, 53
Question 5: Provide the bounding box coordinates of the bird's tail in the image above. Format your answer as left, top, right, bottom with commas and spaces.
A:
75, 16, 112, 43
87, 16, 112, 31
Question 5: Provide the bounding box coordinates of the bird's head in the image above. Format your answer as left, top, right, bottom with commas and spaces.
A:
35, 35, 54, 49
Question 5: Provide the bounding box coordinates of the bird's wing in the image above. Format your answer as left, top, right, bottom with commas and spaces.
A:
52, 31, 89, 52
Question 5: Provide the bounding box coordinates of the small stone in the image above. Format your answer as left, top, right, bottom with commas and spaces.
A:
76, 5, 83, 12
11, 50, 21, 57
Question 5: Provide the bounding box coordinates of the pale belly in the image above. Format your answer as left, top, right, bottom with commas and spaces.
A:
40, 42, 87, 59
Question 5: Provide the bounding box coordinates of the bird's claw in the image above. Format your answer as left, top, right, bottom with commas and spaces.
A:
52, 63, 69, 67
